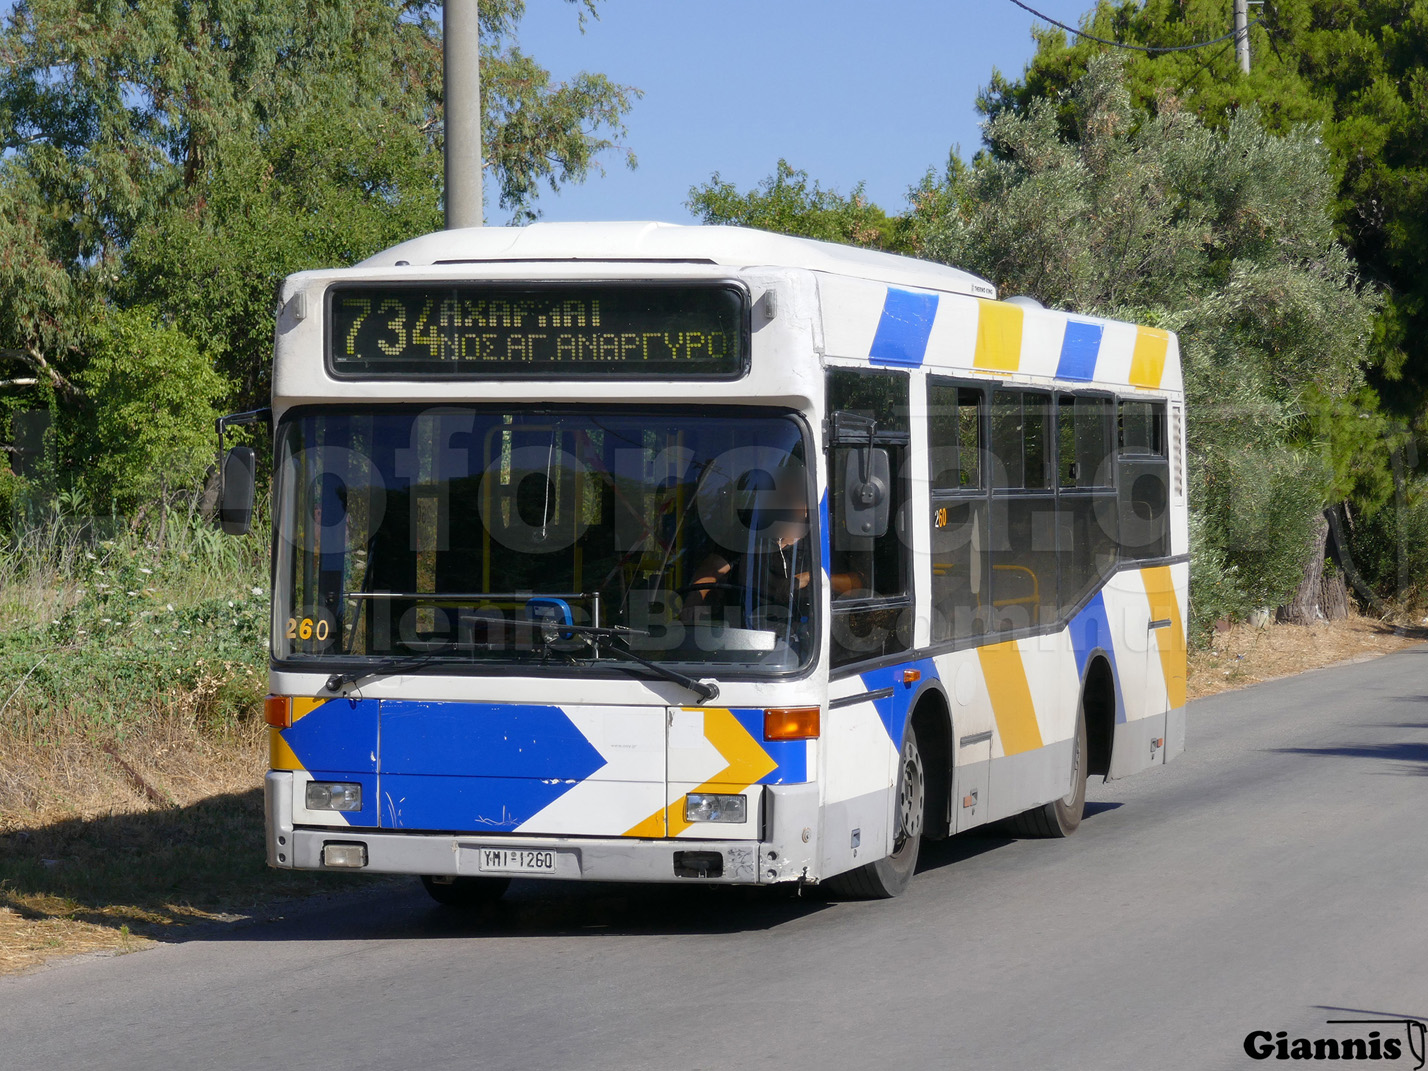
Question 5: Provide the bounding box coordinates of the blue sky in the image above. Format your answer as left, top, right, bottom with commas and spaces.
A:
512, 0, 1093, 224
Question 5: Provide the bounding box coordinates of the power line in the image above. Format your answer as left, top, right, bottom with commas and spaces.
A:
1004, 0, 1262, 54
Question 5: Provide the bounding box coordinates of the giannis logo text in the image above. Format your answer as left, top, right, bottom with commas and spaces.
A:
1244, 1019, 1425, 1066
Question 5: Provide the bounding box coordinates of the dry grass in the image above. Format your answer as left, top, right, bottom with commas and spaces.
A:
0, 511, 396, 977
0, 717, 395, 976
1187, 610, 1425, 699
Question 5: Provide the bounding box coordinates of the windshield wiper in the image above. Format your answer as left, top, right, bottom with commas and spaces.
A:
324, 652, 449, 694
553, 624, 719, 703
320, 625, 719, 704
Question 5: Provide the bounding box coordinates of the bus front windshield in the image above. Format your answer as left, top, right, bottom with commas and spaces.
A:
274, 407, 815, 675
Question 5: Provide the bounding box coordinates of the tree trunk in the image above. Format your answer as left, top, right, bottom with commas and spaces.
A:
1319, 503, 1351, 621
1319, 568, 1350, 620
1277, 511, 1330, 624
198, 463, 221, 522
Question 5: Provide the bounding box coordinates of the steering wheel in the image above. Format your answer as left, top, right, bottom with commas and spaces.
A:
676, 581, 753, 599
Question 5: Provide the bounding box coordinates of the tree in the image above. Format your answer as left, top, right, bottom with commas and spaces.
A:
979, 0, 1428, 393
69, 306, 227, 525
0, 0, 639, 514
688, 160, 905, 251
907, 56, 1376, 632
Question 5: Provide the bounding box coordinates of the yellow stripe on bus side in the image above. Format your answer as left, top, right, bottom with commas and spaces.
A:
973, 300, 1024, 372
1128, 326, 1170, 388
977, 640, 1044, 756
1142, 566, 1187, 709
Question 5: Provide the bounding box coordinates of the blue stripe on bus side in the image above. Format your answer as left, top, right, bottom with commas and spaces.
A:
869, 287, 939, 367
859, 657, 940, 743
1067, 591, 1127, 724
1055, 320, 1103, 381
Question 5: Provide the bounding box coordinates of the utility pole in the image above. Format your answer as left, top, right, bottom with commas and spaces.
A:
444, 0, 482, 229
1234, 0, 1251, 74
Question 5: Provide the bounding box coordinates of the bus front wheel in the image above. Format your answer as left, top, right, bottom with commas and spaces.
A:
420, 874, 511, 907
824, 723, 925, 899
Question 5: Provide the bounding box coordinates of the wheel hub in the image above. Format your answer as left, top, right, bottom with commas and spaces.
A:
895, 736, 925, 847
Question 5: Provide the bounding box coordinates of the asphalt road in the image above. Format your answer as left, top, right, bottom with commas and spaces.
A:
5, 648, 1428, 1071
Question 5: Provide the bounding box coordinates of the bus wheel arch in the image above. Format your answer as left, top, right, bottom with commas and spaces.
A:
908, 685, 953, 841
1083, 653, 1116, 779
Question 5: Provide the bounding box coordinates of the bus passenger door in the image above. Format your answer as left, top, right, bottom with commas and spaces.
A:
1105, 569, 1166, 778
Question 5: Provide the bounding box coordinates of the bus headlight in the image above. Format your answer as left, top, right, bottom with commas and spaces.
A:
306, 781, 363, 812
684, 793, 746, 824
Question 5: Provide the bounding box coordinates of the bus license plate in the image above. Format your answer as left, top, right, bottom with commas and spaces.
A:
478, 848, 558, 874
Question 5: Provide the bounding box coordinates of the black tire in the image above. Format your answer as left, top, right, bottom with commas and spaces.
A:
1009, 698, 1088, 838
420, 874, 511, 907
825, 723, 926, 899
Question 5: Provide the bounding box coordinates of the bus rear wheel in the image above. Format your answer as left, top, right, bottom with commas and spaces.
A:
825, 723, 925, 899
1009, 700, 1087, 838
420, 874, 511, 907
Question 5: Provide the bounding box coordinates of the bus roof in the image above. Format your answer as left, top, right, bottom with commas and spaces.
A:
357, 221, 998, 301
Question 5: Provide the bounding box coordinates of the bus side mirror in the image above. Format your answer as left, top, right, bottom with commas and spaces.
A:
219, 446, 257, 536
843, 447, 890, 539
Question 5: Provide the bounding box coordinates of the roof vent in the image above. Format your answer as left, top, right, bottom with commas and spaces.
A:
1004, 295, 1044, 309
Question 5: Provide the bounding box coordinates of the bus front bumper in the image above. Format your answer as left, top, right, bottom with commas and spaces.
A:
265, 771, 819, 885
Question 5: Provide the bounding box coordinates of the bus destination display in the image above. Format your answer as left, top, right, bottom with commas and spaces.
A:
328, 284, 745, 377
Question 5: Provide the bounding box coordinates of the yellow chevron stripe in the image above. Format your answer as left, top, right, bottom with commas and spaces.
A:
623, 807, 666, 839
622, 708, 777, 838
1128, 326, 1170, 388
973, 300, 1024, 372
291, 697, 327, 723
977, 640, 1044, 756
269, 727, 303, 772
1142, 566, 1187, 709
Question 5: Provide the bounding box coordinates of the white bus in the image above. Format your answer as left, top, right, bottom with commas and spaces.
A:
221, 222, 1187, 901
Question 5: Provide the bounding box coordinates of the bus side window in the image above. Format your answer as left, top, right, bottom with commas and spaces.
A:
828, 368, 912, 668
1118, 398, 1170, 560
1057, 393, 1119, 616
929, 378, 989, 642
989, 390, 1056, 633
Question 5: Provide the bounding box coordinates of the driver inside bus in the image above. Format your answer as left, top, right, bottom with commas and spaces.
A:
680, 479, 862, 626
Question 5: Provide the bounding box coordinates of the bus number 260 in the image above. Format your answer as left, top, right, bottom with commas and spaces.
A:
286, 617, 330, 642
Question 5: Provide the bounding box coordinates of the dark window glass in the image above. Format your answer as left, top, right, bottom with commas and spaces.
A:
959, 393, 982, 489
1119, 399, 1166, 456
1119, 459, 1170, 560
991, 390, 1024, 489
1024, 392, 1050, 490
830, 603, 915, 666
928, 380, 960, 489
828, 368, 910, 434
273, 407, 814, 673
990, 496, 1058, 632
1057, 493, 1119, 615
928, 380, 983, 490
1058, 396, 1077, 487
828, 369, 912, 669
930, 498, 990, 642
1059, 395, 1114, 489
830, 447, 908, 600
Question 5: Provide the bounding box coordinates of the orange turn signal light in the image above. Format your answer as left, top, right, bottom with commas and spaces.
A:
902, 669, 921, 685
264, 695, 292, 728
764, 707, 820, 741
